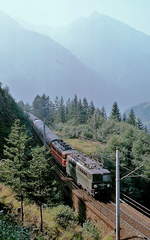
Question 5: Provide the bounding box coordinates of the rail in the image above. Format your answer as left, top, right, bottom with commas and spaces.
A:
121, 194, 150, 218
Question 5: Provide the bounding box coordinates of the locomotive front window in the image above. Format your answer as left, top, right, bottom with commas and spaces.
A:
93, 174, 102, 182
103, 174, 111, 182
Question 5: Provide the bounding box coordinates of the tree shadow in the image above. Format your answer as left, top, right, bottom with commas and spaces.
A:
78, 197, 86, 224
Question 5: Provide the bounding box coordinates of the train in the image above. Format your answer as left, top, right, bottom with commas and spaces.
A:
27, 112, 112, 198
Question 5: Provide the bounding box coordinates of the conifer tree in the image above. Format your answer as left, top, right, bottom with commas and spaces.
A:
89, 101, 95, 116
65, 98, 71, 121
110, 102, 121, 121
136, 118, 144, 130
27, 146, 61, 232
101, 106, 107, 120
73, 94, 78, 120
3, 119, 29, 222
122, 113, 127, 122
127, 109, 136, 126
59, 96, 66, 123
32, 95, 43, 118
54, 96, 60, 122
78, 99, 85, 123
82, 97, 89, 123
48, 99, 55, 125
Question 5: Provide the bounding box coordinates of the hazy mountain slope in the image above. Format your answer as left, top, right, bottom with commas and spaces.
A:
127, 102, 150, 127
0, 12, 114, 107
50, 12, 150, 107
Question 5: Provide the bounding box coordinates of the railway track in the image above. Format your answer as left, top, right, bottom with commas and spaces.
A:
72, 182, 150, 238
49, 156, 150, 239
121, 194, 150, 218
78, 192, 150, 239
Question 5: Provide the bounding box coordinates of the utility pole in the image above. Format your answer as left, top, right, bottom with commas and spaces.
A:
116, 150, 120, 240
43, 119, 46, 146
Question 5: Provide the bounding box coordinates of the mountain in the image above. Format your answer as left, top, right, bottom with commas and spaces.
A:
0, 12, 114, 107
48, 12, 150, 108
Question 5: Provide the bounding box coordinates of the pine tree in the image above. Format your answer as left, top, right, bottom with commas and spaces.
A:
54, 96, 60, 122
101, 106, 107, 120
73, 95, 78, 120
82, 97, 89, 123
3, 119, 29, 222
89, 101, 95, 116
32, 94, 51, 123
78, 99, 85, 124
49, 99, 55, 125
110, 102, 121, 121
127, 109, 136, 126
27, 146, 61, 232
136, 118, 144, 130
122, 113, 127, 122
32, 95, 43, 118
59, 96, 66, 123
41, 94, 50, 120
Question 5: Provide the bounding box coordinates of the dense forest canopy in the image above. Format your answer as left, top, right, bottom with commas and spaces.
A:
19, 94, 150, 208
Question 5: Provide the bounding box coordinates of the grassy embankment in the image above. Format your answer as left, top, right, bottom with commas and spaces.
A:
55, 130, 105, 155
64, 138, 103, 155
0, 183, 80, 239
0, 183, 114, 240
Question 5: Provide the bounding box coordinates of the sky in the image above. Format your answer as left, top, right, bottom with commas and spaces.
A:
0, 0, 150, 35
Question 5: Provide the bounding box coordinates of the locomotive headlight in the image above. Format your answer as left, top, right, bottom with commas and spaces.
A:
107, 184, 110, 188
93, 184, 98, 188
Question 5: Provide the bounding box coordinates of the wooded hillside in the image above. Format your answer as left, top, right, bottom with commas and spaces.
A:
0, 83, 24, 158
24, 94, 150, 208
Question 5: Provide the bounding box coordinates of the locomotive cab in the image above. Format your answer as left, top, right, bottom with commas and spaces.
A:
92, 172, 112, 199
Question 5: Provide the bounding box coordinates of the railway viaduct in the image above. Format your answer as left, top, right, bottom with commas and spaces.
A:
56, 167, 150, 240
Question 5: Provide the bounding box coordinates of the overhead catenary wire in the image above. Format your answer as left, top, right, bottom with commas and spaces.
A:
121, 165, 150, 181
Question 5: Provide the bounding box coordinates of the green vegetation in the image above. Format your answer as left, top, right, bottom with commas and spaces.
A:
82, 220, 100, 240
0, 90, 101, 239
63, 138, 103, 155
0, 184, 101, 240
25, 94, 150, 208
0, 213, 30, 240
55, 206, 79, 229
2, 119, 29, 222
26, 146, 63, 232
1, 87, 150, 238
0, 83, 25, 158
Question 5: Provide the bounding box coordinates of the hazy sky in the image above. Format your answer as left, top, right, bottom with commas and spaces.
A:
0, 0, 149, 34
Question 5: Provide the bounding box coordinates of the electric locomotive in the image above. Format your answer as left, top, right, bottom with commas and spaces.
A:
26, 112, 111, 198
66, 152, 111, 197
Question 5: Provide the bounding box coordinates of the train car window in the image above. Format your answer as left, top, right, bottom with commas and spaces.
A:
103, 174, 111, 182
93, 174, 102, 182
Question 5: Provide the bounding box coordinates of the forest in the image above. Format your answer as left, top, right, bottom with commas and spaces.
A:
19, 94, 150, 208
0, 85, 101, 239
0, 86, 150, 239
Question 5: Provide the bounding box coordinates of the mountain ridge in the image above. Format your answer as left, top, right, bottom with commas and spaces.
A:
47, 12, 150, 109
0, 11, 114, 108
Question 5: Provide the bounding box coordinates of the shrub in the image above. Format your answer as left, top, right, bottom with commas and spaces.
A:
82, 220, 100, 240
0, 213, 30, 240
55, 205, 79, 229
